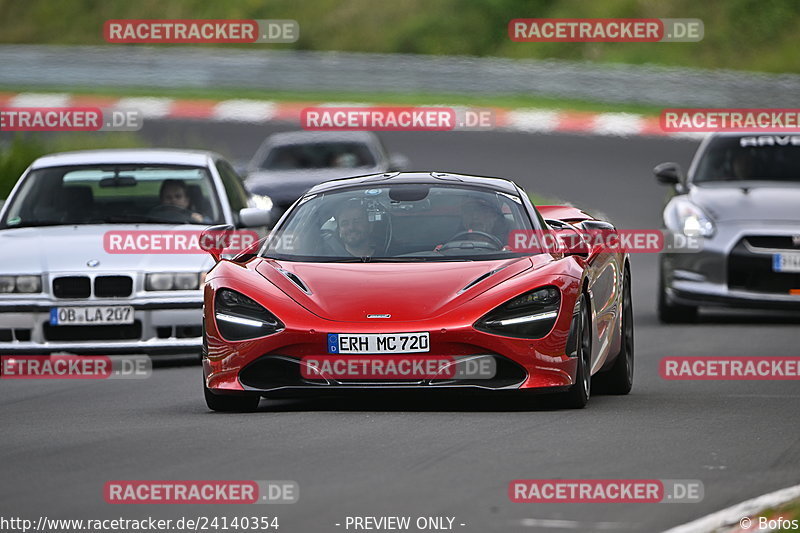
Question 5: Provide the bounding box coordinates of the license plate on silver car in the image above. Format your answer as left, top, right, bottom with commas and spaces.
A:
773, 253, 800, 273
50, 306, 134, 326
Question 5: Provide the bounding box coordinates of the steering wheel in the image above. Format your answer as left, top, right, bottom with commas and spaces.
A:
440, 230, 503, 251
148, 204, 197, 223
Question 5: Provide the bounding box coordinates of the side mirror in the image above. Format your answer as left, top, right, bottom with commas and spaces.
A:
239, 207, 272, 228
199, 224, 235, 263
654, 162, 684, 186
388, 153, 410, 171
544, 219, 589, 257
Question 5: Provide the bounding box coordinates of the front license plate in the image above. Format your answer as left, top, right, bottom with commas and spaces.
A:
773, 253, 800, 273
50, 306, 134, 326
327, 332, 430, 354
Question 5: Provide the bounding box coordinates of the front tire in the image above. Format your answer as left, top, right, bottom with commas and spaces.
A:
203, 374, 259, 412
658, 262, 697, 323
558, 294, 592, 409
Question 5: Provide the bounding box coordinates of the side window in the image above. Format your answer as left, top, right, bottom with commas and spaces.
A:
216, 160, 249, 223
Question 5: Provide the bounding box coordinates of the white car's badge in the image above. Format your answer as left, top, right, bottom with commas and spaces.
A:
87, 259, 100, 267
366, 314, 391, 319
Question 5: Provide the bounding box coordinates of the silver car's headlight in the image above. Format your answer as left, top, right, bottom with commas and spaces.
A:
250, 194, 274, 212
665, 198, 716, 238
0, 275, 42, 293
145, 273, 201, 291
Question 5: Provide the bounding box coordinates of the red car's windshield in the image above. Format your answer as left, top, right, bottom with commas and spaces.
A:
261, 183, 535, 262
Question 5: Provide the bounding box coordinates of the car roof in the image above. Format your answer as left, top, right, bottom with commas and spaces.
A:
265, 130, 380, 146
306, 172, 521, 195
30, 149, 221, 169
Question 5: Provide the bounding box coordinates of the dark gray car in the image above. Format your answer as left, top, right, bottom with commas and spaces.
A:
243, 131, 408, 222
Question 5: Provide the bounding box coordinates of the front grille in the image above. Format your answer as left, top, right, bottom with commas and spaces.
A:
53, 276, 91, 298
743, 236, 800, 251
43, 320, 142, 341
238, 354, 528, 390
728, 239, 800, 294
95, 276, 133, 297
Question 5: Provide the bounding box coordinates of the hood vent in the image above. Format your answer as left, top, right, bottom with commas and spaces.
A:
458, 266, 506, 294
278, 268, 311, 294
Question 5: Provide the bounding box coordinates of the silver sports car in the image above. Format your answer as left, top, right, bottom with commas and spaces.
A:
655, 132, 800, 322
0, 149, 272, 355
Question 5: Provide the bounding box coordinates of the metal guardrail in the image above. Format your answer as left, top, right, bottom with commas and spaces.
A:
0, 44, 798, 107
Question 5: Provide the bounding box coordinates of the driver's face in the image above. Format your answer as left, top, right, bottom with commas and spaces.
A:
462, 202, 496, 233
337, 207, 370, 247
161, 186, 190, 209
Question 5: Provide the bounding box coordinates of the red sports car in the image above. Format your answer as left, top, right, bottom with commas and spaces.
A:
201, 172, 633, 411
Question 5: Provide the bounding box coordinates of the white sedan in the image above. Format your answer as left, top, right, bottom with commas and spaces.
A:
0, 149, 272, 356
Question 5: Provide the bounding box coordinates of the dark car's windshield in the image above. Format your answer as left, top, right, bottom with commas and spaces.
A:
693, 135, 800, 184
261, 142, 377, 170
0, 164, 224, 229
260, 183, 535, 262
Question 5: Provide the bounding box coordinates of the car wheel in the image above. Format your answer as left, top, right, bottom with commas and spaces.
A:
658, 267, 697, 323
203, 374, 259, 412
559, 293, 591, 409
595, 268, 634, 395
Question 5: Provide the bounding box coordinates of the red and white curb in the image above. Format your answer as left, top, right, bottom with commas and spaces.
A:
0, 92, 702, 139
662, 483, 800, 533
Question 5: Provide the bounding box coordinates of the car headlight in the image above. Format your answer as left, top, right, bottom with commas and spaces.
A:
666, 199, 716, 238
475, 286, 560, 339
0, 275, 42, 293
250, 194, 274, 212
145, 273, 201, 291
214, 288, 284, 341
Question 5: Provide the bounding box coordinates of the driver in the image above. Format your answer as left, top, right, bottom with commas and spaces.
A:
334, 199, 376, 257
157, 179, 207, 223
458, 197, 508, 244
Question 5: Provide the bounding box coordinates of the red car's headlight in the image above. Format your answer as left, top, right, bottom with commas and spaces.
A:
475, 286, 560, 339
214, 289, 284, 341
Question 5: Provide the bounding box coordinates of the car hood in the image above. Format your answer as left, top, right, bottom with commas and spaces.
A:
0, 224, 213, 274
245, 168, 382, 206
689, 182, 800, 222
256, 256, 543, 322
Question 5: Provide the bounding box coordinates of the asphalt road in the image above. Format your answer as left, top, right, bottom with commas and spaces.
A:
2, 123, 799, 533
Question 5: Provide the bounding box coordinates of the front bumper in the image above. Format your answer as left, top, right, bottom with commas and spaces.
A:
662, 221, 800, 310
0, 300, 203, 355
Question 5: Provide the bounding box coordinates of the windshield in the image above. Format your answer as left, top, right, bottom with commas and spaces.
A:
261, 142, 377, 170
260, 183, 535, 262
693, 135, 800, 184
0, 164, 223, 229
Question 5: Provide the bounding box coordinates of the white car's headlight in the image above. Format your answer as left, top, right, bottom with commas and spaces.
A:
665, 199, 716, 238
145, 273, 201, 291
0, 275, 42, 293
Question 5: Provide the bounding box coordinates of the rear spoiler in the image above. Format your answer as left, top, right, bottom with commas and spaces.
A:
536, 205, 594, 224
